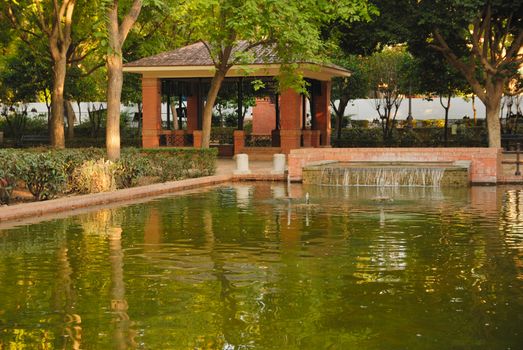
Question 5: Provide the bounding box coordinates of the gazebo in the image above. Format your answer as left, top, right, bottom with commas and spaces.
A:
123, 42, 350, 156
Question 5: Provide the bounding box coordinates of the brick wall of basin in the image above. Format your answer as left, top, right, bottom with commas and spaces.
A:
288, 148, 502, 184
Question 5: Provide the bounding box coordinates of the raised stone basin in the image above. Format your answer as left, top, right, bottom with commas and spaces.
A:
302, 161, 470, 187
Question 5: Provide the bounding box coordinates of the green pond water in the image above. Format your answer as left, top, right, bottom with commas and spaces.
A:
1, 183, 522, 349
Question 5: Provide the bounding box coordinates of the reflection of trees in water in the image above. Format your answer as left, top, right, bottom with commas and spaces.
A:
54, 244, 82, 349
499, 190, 523, 281
108, 226, 136, 350
3, 183, 523, 348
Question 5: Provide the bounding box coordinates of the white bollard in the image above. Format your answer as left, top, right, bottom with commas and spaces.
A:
271, 153, 286, 174
234, 153, 251, 175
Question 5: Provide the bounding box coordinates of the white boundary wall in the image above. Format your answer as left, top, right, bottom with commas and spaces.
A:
3, 96, 520, 122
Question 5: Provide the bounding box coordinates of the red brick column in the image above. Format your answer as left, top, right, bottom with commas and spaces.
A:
186, 95, 199, 132
142, 77, 161, 148
302, 130, 313, 147
252, 98, 275, 135
314, 81, 331, 146
310, 130, 321, 147
192, 130, 202, 148
279, 88, 302, 154
233, 130, 245, 154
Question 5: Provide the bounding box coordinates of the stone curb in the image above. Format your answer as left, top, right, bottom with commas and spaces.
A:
0, 175, 233, 223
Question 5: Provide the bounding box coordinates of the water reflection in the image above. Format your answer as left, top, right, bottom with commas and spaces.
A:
0, 184, 522, 349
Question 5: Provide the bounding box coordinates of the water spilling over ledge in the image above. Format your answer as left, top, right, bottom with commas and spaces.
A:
302, 161, 470, 187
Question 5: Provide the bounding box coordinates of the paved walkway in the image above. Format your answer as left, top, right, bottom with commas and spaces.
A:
216, 159, 275, 176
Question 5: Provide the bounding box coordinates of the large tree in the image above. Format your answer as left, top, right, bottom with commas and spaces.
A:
417, 0, 523, 148
330, 55, 369, 140
331, 0, 416, 56
366, 47, 414, 143
185, 0, 375, 148
1, 0, 77, 148
410, 43, 470, 145
104, 0, 191, 160
104, 0, 144, 160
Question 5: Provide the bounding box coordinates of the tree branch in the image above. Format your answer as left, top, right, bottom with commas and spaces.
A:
431, 30, 487, 102
201, 40, 217, 66
119, 0, 143, 45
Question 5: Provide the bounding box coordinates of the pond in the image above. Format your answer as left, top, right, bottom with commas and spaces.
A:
0, 183, 522, 349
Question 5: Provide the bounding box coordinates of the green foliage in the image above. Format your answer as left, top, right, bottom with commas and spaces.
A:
331, 55, 369, 102
366, 47, 416, 142
210, 127, 234, 145
55, 148, 106, 189
72, 158, 117, 194
332, 125, 488, 148
141, 147, 218, 181
0, 150, 26, 204
0, 37, 52, 104
331, 0, 412, 56
22, 152, 67, 201
115, 149, 152, 188
0, 147, 217, 204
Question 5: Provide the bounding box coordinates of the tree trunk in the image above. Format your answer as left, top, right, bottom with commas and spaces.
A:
201, 70, 227, 148
50, 56, 67, 148
65, 99, 76, 140
485, 96, 502, 148
472, 94, 477, 125
106, 54, 123, 161
440, 94, 451, 147
105, 0, 142, 160
335, 97, 349, 140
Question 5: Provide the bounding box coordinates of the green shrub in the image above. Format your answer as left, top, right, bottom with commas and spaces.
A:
22, 152, 67, 201
72, 158, 117, 194
59, 148, 105, 176
116, 150, 152, 188
0, 147, 218, 204
192, 149, 217, 176
0, 150, 27, 204
141, 148, 218, 181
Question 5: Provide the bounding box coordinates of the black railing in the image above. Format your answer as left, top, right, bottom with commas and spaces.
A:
245, 135, 273, 147
501, 134, 523, 151
164, 133, 193, 147
210, 128, 234, 145
502, 142, 523, 176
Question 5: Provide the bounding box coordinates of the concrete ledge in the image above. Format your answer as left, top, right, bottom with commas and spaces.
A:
0, 175, 232, 223
233, 173, 286, 181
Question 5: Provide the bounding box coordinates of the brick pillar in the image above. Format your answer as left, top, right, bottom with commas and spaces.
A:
279, 88, 302, 154
302, 129, 313, 147
233, 130, 245, 154
186, 95, 199, 132
314, 81, 331, 146
311, 130, 321, 147
142, 77, 161, 148
192, 130, 202, 148
252, 98, 275, 135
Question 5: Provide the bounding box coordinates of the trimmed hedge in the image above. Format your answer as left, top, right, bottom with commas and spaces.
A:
332, 127, 488, 148
0, 147, 217, 204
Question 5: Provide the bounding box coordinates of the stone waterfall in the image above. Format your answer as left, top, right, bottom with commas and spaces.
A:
302, 162, 470, 187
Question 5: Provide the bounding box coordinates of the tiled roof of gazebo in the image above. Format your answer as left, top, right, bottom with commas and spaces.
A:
125, 41, 279, 67
125, 41, 348, 71
124, 41, 350, 80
